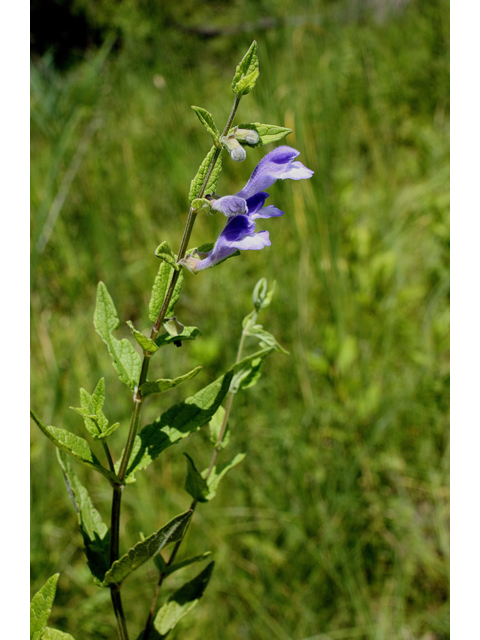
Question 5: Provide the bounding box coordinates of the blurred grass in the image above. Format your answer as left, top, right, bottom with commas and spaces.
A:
31, 1, 449, 638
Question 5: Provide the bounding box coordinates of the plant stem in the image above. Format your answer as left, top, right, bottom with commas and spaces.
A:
109, 92, 243, 640
141, 289, 252, 640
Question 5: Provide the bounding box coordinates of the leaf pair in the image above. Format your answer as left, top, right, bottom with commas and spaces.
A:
184, 452, 246, 503
70, 378, 120, 440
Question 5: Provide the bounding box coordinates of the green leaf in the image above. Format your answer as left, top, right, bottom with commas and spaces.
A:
188, 146, 222, 201
149, 261, 184, 323
191, 198, 212, 214
232, 123, 292, 146
204, 453, 246, 501
232, 41, 259, 96
140, 366, 202, 397
43, 629, 76, 640
155, 325, 202, 348
208, 405, 229, 449
94, 282, 142, 390
230, 347, 275, 393
30, 573, 59, 640
184, 454, 210, 503
70, 379, 120, 440
126, 320, 159, 353
155, 551, 212, 576
252, 278, 276, 309
191, 106, 219, 141
30, 410, 119, 483
153, 562, 215, 635
57, 450, 110, 583
124, 371, 234, 481
101, 511, 192, 586
247, 325, 289, 354
154, 241, 179, 269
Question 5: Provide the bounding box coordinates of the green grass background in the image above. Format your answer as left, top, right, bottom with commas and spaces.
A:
30, 0, 449, 638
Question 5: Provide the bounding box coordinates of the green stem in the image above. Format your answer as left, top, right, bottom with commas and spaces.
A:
142, 95, 245, 640
110, 585, 129, 640
141, 293, 252, 640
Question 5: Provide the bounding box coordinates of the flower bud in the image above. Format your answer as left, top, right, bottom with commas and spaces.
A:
234, 128, 260, 145
220, 133, 246, 162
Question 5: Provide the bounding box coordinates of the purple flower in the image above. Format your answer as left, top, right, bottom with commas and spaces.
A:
181, 146, 313, 273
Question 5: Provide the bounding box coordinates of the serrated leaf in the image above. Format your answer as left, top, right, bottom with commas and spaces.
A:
140, 366, 202, 397
149, 261, 184, 323
43, 629, 76, 640
90, 378, 105, 412
155, 325, 202, 348
30, 574, 59, 640
208, 405, 229, 449
230, 347, 275, 393
127, 320, 159, 353
232, 41, 259, 96
191, 106, 219, 140
184, 453, 210, 503
232, 123, 292, 146
124, 371, 234, 481
154, 241, 178, 269
247, 325, 288, 354
71, 379, 117, 440
189, 146, 222, 201
101, 511, 192, 586
153, 562, 215, 635
30, 410, 118, 483
94, 282, 142, 390
234, 68, 259, 96
203, 453, 246, 501
158, 551, 212, 576
57, 450, 110, 583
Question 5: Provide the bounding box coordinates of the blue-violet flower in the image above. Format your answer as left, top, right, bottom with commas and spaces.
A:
181, 146, 313, 272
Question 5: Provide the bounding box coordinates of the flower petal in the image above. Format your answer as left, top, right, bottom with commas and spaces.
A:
236, 146, 314, 199
249, 205, 284, 220
211, 195, 247, 216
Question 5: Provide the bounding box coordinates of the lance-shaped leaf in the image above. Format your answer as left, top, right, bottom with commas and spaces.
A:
189, 146, 222, 201
31, 574, 59, 640
57, 449, 110, 583
94, 282, 142, 390
153, 562, 215, 635
232, 123, 292, 146
30, 410, 119, 483
184, 453, 210, 503
191, 106, 219, 141
101, 511, 192, 586
154, 241, 179, 269
230, 346, 275, 393
232, 41, 259, 95
70, 379, 120, 440
246, 325, 289, 354
43, 629, 76, 640
149, 261, 184, 323
155, 325, 202, 348
124, 371, 234, 481
127, 321, 159, 353
208, 405, 229, 449
154, 551, 212, 576
140, 366, 202, 397
203, 453, 246, 501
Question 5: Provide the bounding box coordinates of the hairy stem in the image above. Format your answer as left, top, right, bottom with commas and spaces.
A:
111, 91, 243, 640
141, 287, 252, 640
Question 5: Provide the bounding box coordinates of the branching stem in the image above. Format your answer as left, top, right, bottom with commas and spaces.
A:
109, 93, 243, 640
